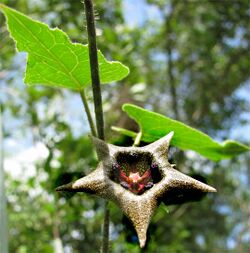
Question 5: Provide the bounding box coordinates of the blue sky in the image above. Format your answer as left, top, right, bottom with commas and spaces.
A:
1, 0, 250, 176
123, 0, 162, 27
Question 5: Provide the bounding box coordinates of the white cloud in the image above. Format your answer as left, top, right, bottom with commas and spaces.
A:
4, 142, 49, 180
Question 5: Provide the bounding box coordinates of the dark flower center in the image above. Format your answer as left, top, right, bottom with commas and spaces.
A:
111, 152, 162, 195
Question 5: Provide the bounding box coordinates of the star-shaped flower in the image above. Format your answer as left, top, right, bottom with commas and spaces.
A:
56, 132, 216, 247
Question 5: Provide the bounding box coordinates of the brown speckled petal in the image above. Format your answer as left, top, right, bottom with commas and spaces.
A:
56, 133, 216, 248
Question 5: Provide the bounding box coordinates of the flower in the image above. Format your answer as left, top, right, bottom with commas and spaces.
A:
56, 132, 216, 247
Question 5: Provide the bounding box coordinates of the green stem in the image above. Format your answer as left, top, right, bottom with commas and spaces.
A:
102, 201, 110, 253
83, 1, 109, 252
133, 131, 142, 147
84, 0, 105, 140
79, 89, 97, 137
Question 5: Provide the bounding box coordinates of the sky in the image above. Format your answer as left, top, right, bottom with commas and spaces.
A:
1, 0, 250, 178
123, 0, 162, 27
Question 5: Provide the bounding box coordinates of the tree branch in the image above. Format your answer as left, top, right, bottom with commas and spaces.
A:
165, 2, 179, 120
0, 104, 9, 253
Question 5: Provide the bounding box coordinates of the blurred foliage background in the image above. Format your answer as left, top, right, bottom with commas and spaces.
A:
0, 0, 250, 252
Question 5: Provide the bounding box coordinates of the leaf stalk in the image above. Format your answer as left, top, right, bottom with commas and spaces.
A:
79, 89, 97, 137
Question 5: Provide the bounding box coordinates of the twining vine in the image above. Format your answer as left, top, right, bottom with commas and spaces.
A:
82, 1, 109, 252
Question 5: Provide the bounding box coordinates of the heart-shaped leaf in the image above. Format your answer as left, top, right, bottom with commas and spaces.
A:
0, 4, 129, 90
113, 104, 250, 161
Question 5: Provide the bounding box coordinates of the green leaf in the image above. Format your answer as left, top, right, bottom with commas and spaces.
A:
117, 104, 250, 161
0, 5, 129, 90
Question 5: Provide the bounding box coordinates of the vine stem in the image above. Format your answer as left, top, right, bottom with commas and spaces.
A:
84, 0, 105, 140
83, 1, 109, 252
